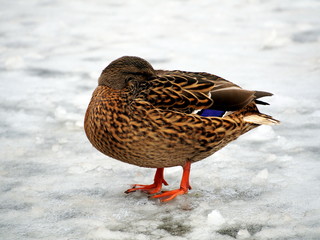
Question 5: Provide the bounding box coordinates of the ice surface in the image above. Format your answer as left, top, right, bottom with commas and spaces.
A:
1, 0, 320, 239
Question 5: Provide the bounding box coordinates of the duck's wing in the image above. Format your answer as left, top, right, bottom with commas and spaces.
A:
139, 70, 272, 114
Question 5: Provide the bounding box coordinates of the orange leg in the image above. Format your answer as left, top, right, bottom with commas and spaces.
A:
151, 161, 192, 202
125, 168, 168, 195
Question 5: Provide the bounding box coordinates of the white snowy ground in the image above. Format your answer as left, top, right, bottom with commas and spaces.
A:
1, 0, 320, 239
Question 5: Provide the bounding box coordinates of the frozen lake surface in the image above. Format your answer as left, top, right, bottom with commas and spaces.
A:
1, 0, 320, 239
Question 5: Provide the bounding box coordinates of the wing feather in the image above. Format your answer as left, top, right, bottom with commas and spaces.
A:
134, 70, 272, 114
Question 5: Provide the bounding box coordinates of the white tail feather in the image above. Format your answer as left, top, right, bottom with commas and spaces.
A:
244, 114, 280, 125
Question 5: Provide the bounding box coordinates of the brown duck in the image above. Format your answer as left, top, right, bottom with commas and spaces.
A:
84, 56, 279, 202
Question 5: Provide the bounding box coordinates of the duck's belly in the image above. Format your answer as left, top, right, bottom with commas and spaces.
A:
85, 114, 198, 167
85, 113, 251, 168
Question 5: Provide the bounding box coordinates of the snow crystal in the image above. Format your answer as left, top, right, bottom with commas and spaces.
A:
207, 210, 226, 227
251, 169, 269, 185
237, 229, 251, 239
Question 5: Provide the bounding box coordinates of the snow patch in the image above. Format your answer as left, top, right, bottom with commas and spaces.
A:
252, 169, 269, 184
207, 210, 226, 227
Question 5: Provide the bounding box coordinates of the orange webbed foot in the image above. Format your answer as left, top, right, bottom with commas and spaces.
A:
125, 162, 192, 202
152, 161, 192, 202
125, 168, 168, 195
150, 186, 191, 202
125, 181, 168, 194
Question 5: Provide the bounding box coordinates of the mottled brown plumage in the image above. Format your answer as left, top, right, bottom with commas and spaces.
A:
84, 56, 279, 202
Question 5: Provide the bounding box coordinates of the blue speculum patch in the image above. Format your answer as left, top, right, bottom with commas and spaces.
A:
198, 109, 225, 117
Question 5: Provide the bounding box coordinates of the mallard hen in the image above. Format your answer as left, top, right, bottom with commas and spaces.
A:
84, 56, 279, 202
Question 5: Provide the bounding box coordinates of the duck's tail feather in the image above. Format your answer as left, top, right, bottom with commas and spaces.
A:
254, 91, 273, 99
255, 99, 270, 105
243, 113, 280, 125
254, 91, 273, 106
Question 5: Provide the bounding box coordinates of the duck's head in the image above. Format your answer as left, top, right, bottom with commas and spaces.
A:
98, 56, 156, 90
